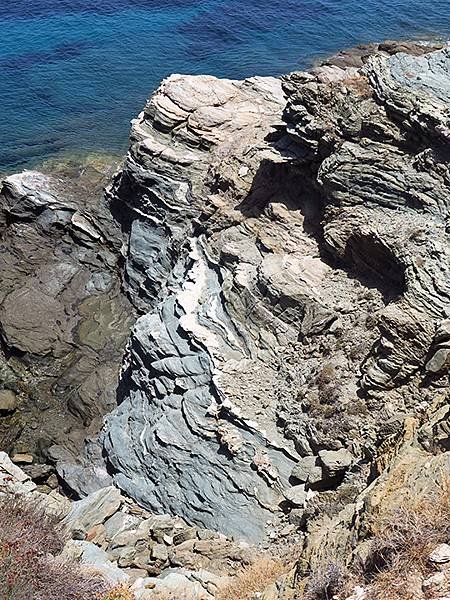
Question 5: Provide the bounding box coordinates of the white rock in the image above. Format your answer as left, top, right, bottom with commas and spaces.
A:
284, 484, 307, 507
63, 540, 128, 584
429, 544, 450, 564
346, 586, 367, 600
422, 571, 446, 593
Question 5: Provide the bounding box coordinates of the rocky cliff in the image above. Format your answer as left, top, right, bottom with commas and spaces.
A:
101, 40, 450, 547
0, 39, 449, 598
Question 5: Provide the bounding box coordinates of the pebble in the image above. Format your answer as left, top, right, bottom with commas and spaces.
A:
11, 453, 33, 464
429, 544, 450, 564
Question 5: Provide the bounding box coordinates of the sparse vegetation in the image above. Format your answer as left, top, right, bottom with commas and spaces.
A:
300, 477, 450, 600
304, 562, 352, 600
0, 494, 131, 600
101, 585, 135, 600
363, 477, 450, 600
217, 556, 287, 600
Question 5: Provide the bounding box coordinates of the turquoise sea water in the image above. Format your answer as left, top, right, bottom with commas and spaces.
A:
1, 0, 449, 170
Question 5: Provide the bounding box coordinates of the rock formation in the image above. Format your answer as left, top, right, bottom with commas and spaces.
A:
101, 40, 449, 546
0, 160, 135, 495
0, 38, 449, 598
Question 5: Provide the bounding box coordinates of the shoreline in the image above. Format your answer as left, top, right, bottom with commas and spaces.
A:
1, 34, 447, 178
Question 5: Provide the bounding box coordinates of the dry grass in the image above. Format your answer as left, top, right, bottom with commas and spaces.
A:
298, 477, 450, 600
303, 562, 353, 600
363, 477, 450, 600
217, 556, 287, 600
101, 585, 135, 600
0, 494, 132, 600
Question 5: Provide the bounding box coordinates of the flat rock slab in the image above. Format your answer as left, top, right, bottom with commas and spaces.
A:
64, 486, 122, 535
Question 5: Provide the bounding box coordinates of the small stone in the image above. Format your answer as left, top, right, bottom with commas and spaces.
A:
196, 528, 218, 540
46, 474, 59, 489
284, 485, 307, 507
104, 512, 141, 543
280, 524, 296, 536
429, 543, 450, 564
173, 527, 197, 545
318, 448, 353, 477
123, 568, 148, 582
422, 571, 445, 593
0, 390, 17, 413
22, 463, 53, 481
150, 543, 168, 563
64, 486, 122, 535
116, 546, 138, 568
288, 509, 306, 527
426, 348, 450, 373
346, 586, 367, 600
11, 453, 33, 464
291, 456, 323, 487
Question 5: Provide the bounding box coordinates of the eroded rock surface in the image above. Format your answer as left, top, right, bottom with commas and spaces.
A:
102, 43, 450, 545
1, 41, 449, 566
0, 452, 253, 600
0, 159, 135, 495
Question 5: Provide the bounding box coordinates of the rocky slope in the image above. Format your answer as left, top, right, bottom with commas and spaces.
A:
0, 158, 135, 495
102, 40, 450, 546
0, 38, 449, 599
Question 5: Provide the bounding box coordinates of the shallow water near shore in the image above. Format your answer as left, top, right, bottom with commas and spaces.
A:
1, 0, 449, 171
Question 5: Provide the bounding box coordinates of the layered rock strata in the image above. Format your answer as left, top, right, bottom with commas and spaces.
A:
0, 160, 135, 495
102, 42, 450, 545
1, 41, 449, 561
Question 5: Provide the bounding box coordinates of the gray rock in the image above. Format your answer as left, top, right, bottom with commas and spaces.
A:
64, 486, 122, 535
291, 456, 323, 488
318, 449, 353, 478
284, 485, 308, 507
102, 45, 450, 545
63, 540, 129, 584
103, 74, 300, 542
104, 512, 142, 543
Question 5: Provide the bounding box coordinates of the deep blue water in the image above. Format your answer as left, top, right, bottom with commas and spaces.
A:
0, 0, 449, 170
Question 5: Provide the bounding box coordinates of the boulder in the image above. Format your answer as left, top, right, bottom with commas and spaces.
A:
291, 456, 323, 488
318, 449, 353, 478
284, 485, 308, 507
64, 486, 122, 536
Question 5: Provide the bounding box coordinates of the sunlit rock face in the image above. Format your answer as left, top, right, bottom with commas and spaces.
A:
103, 45, 450, 542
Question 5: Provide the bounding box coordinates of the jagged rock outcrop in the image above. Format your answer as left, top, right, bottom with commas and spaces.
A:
1, 39, 449, 592
104, 75, 304, 542
0, 160, 135, 495
102, 42, 450, 546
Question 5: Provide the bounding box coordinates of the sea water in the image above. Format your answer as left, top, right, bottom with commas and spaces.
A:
0, 0, 449, 170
